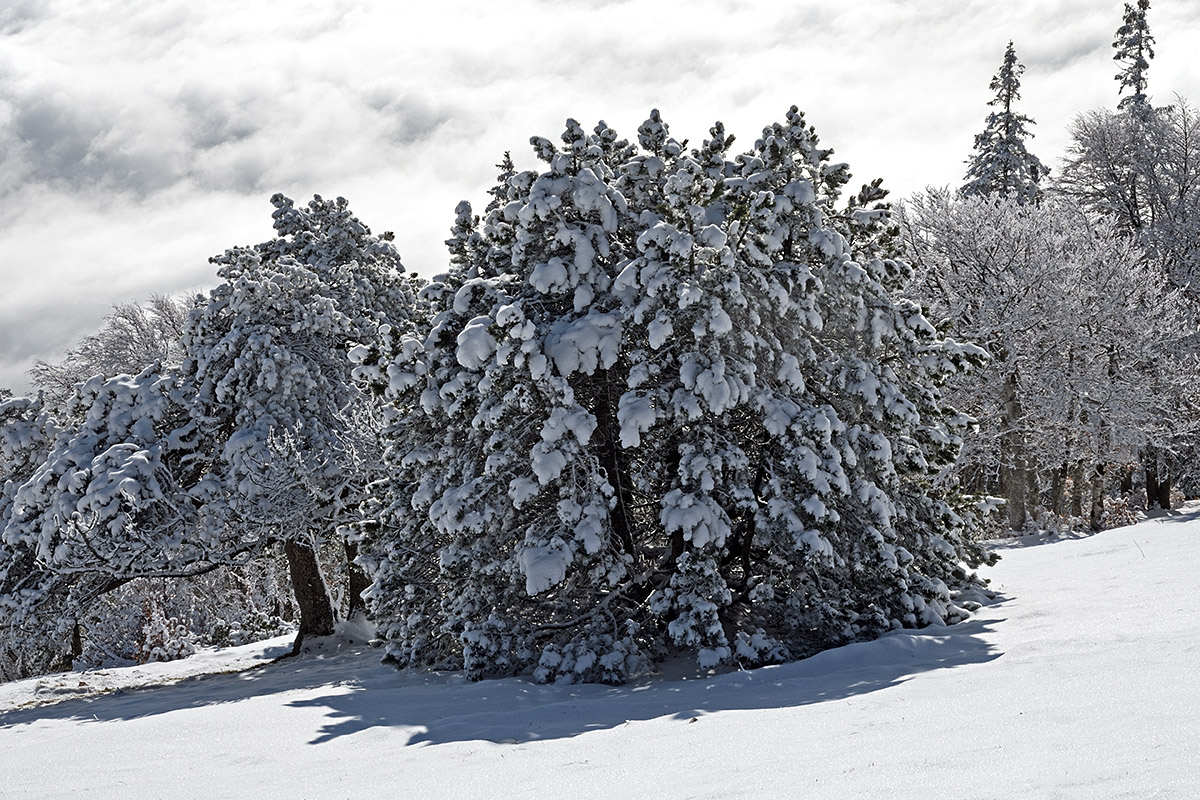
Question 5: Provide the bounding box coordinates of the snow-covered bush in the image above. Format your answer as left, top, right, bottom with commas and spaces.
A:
1101, 495, 1139, 530
138, 599, 197, 664
74, 561, 297, 668
361, 109, 994, 683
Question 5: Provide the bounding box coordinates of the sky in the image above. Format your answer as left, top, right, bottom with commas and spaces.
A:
2, 0, 1199, 394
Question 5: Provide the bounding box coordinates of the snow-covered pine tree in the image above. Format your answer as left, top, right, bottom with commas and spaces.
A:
0, 195, 418, 673
176, 194, 417, 639
362, 109, 993, 684
0, 394, 66, 678
3, 293, 315, 673
1057, 2, 1157, 234
485, 152, 516, 215
0, 369, 226, 676
0, 397, 59, 536
1114, 0, 1155, 118
961, 41, 1048, 203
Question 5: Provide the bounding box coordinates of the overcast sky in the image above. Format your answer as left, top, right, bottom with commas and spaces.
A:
2, 0, 1198, 393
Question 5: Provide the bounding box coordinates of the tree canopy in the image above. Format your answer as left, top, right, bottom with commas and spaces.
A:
359, 109, 992, 683
961, 41, 1048, 204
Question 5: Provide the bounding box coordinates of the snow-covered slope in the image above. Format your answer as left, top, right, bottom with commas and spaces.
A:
3, 509, 1199, 799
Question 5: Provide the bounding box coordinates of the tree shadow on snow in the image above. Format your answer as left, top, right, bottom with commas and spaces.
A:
0, 598, 1006, 747
987, 504, 1200, 552
1140, 506, 1200, 527
987, 529, 1099, 550
300, 610, 1006, 747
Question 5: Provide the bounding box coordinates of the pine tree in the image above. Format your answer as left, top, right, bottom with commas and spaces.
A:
0, 195, 420, 670
362, 109, 994, 684
1059, 3, 1156, 237
485, 152, 516, 214
0, 370, 219, 676
961, 41, 1048, 203
1114, 0, 1155, 117
176, 193, 417, 640
0, 395, 66, 678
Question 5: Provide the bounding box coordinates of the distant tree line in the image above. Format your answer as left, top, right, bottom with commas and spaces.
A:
903, 0, 1200, 532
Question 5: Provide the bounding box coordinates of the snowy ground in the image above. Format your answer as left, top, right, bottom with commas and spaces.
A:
3, 509, 1199, 799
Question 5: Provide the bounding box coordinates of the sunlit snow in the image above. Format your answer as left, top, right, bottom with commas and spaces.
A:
4, 508, 1200, 798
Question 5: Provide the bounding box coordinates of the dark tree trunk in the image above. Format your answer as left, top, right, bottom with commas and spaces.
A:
592, 370, 637, 558
1001, 373, 1026, 531
1090, 463, 1106, 532
1120, 464, 1133, 495
285, 539, 336, 639
1145, 447, 1162, 510
68, 621, 84, 668
344, 540, 372, 617
973, 465, 988, 495
723, 455, 767, 586
1157, 475, 1173, 511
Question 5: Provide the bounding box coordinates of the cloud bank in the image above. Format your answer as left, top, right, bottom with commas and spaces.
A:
2, 0, 1197, 392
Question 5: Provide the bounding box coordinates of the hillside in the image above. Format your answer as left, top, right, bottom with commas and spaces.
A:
3, 508, 1198, 799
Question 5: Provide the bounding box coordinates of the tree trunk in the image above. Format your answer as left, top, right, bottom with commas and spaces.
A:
1026, 460, 1041, 526
1157, 474, 1173, 511
592, 370, 637, 557
1050, 462, 1069, 517
1001, 373, 1026, 531
1119, 464, 1133, 495
1090, 463, 1106, 532
1145, 447, 1162, 510
344, 540, 372, 618
284, 539, 336, 639
1070, 462, 1085, 517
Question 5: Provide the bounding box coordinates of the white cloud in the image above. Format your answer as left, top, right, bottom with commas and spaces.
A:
1, 0, 1198, 392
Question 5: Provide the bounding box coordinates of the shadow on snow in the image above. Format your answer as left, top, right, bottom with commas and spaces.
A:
985, 503, 1200, 553
0, 597, 1006, 748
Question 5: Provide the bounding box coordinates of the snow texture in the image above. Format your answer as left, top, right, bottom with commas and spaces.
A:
5, 509, 1200, 798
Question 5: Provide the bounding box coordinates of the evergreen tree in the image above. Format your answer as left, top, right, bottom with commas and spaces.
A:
0, 195, 419, 671
0, 370, 224, 676
485, 152, 516, 214
362, 109, 994, 684
175, 193, 417, 639
0, 395, 66, 678
1114, 0, 1155, 117
961, 41, 1048, 203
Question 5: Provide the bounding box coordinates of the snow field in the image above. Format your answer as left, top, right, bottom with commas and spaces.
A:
3, 509, 1200, 799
